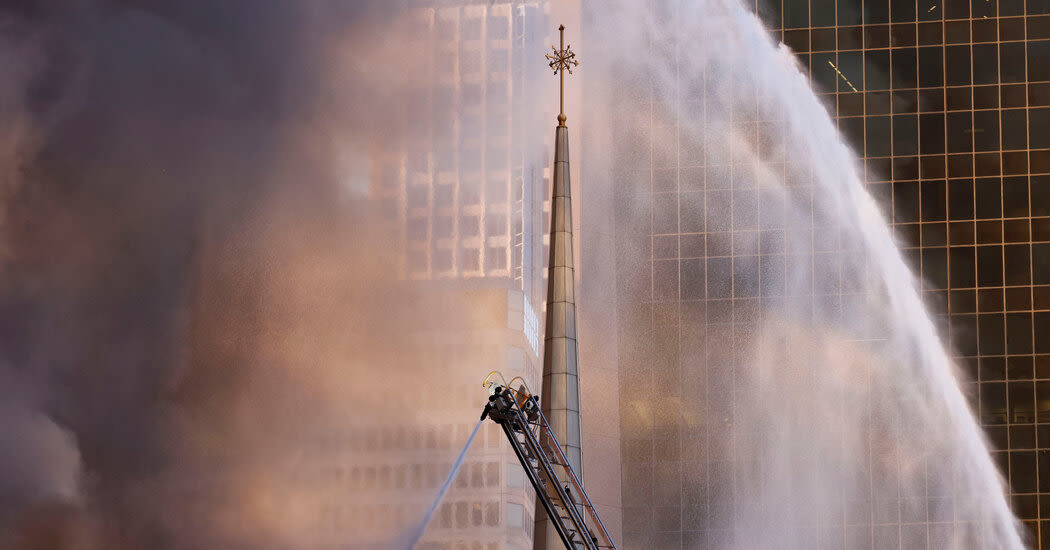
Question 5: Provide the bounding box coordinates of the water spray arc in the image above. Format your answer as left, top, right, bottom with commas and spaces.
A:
591, 0, 1025, 547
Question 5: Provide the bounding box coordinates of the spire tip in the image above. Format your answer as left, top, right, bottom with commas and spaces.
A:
546, 25, 577, 127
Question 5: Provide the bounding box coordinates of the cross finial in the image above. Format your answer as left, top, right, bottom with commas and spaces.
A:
545, 24, 578, 126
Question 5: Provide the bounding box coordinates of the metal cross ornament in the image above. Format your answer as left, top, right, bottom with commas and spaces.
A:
546, 25, 578, 126
545, 27, 578, 76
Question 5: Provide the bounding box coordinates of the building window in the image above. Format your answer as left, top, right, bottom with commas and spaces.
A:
461, 248, 480, 272
505, 502, 523, 528
486, 246, 507, 271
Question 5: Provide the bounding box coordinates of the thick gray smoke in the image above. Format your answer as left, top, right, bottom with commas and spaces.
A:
0, 2, 482, 549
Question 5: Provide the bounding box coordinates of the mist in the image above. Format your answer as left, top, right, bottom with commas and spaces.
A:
584, 0, 1021, 547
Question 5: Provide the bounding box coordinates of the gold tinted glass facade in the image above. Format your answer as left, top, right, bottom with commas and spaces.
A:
757, 0, 1050, 545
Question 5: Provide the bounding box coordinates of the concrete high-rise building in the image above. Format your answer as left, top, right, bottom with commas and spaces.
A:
352, 3, 556, 549
357, 3, 628, 549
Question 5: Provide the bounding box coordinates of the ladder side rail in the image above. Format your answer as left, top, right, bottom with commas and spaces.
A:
499, 420, 580, 550
489, 383, 610, 550
528, 407, 618, 549
498, 399, 593, 548
510, 406, 598, 550
543, 424, 617, 549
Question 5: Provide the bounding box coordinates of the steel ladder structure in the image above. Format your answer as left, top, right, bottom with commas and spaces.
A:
481, 373, 617, 550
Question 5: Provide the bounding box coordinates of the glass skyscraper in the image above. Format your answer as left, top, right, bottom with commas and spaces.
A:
759, 0, 1050, 545
584, 0, 1050, 548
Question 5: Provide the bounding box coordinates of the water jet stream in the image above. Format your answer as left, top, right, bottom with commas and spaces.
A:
398, 419, 483, 550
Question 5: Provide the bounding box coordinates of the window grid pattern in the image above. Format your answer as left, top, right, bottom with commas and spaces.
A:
610, 0, 1050, 548
329, 336, 540, 550
758, 0, 1050, 546
363, 3, 550, 550
376, 3, 547, 292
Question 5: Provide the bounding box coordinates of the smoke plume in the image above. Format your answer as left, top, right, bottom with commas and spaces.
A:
0, 2, 483, 548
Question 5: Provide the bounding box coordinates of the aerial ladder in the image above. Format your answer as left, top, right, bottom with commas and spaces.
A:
480, 372, 617, 550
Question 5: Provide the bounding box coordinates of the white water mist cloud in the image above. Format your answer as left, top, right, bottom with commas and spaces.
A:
584, 0, 1023, 547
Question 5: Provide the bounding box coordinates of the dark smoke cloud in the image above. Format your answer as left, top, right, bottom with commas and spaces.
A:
0, 1, 455, 548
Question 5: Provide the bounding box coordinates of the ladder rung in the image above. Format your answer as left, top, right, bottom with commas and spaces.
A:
496, 408, 615, 550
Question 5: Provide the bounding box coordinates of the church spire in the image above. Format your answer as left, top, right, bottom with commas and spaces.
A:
536, 24, 583, 550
